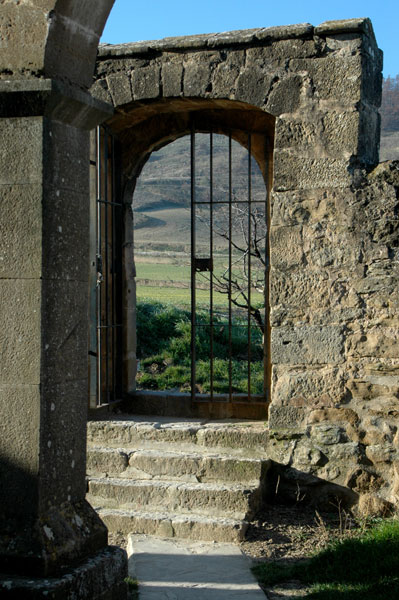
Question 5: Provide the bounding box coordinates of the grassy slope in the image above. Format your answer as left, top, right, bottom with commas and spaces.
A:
252, 518, 399, 600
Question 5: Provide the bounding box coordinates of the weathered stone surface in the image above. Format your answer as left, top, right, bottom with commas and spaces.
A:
235, 67, 275, 107
106, 72, 133, 106
0, 546, 127, 599
162, 59, 184, 97
357, 493, 394, 517
0, 117, 43, 184
0, 183, 42, 279
211, 51, 245, 98
266, 74, 303, 115
271, 326, 344, 364
273, 152, 353, 190
131, 64, 160, 100
0, 384, 40, 518
0, 279, 41, 385
272, 365, 348, 407
183, 52, 221, 97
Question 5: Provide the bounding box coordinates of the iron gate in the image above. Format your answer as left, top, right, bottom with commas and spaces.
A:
189, 125, 270, 413
89, 126, 123, 407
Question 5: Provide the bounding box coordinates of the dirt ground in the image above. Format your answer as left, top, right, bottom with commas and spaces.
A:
109, 502, 358, 599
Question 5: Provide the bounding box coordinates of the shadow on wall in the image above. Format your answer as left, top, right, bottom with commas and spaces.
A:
267, 463, 359, 511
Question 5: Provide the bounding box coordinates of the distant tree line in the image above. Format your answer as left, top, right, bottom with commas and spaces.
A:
381, 75, 399, 132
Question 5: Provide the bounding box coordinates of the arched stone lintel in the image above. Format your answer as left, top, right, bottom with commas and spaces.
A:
106, 98, 275, 181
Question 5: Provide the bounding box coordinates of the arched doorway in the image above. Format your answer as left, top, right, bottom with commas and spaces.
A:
91, 102, 275, 418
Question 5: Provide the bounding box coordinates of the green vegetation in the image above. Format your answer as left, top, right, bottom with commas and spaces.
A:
135, 259, 265, 308
252, 518, 399, 600
125, 576, 139, 599
136, 301, 264, 393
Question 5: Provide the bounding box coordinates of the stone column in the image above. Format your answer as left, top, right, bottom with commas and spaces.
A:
0, 80, 127, 598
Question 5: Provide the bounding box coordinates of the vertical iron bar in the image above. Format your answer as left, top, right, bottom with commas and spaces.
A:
247, 133, 252, 401
190, 123, 196, 401
111, 134, 116, 402
228, 133, 233, 402
96, 126, 102, 406
209, 132, 214, 401
104, 130, 110, 403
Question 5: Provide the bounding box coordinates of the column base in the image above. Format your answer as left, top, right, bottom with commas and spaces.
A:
0, 545, 127, 599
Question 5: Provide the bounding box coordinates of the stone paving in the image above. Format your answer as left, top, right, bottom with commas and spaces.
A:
127, 535, 267, 599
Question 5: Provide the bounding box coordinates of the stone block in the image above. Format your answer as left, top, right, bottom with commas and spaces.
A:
357, 493, 394, 517
348, 327, 399, 359
0, 5, 48, 75
40, 379, 89, 505
252, 38, 320, 59
0, 279, 41, 385
211, 51, 245, 98
291, 55, 362, 103
358, 105, 380, 165
271, 326, 344, 364
272, 365, 348, 407
311, 424, 344, 445
41, 280, 89, 385
0, 384, 40, 518
235, 67, 275, 107
0, 183, 42, 279
270, 225, 303, 269
308, 408, 359, 426
183, 53, 220, 97
90, 78, 113, 104
43, 120, 89, 194
266, 74, 303, 115
273, 151, 352, 191
346, 468, 384, 494
0, 117, 43, 184
106, 72, 133, 106
162, 60, 184, 96
42, 188, 89, 281
44, 11, 101, 88
268, 404, 306, 430
131, 65, 160, 100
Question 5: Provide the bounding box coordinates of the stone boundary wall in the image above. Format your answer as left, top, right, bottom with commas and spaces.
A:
92, 20, 399, 513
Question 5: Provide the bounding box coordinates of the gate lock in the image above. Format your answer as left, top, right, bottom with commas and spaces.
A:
194, 257, 213, 272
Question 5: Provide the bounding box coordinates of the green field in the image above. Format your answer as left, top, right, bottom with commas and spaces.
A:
135, 258, 265, 307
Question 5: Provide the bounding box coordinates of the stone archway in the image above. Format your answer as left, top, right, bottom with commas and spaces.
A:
92, 98, 275, 416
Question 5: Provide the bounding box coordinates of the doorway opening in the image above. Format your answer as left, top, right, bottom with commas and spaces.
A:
133, 124, 270, 416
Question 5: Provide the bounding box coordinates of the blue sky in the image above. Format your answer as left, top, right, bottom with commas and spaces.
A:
102, 0, 397, 77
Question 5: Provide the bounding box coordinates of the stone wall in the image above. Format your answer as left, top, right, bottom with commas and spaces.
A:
92, 19, 398, 513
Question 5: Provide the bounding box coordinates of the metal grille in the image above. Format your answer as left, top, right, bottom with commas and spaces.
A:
190, 125, 270, 406
89, 126, 123, 407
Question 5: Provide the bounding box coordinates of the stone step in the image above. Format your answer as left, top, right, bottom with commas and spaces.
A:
87, 446, 271, 484
87, 416, 269, 457
96, 507, 248, 543
87, 477, 261, 520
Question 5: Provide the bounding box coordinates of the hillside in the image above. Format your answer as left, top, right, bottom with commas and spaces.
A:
380, 75, 399, 161
133, 133, 267, 253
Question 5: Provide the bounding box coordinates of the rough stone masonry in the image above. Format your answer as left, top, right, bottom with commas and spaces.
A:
92, 18, 399, 514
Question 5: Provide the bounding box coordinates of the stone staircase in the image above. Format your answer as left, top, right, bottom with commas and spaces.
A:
86, 416, 270, 543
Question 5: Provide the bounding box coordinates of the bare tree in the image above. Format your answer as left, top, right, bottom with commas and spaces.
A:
196, 201, 267, 335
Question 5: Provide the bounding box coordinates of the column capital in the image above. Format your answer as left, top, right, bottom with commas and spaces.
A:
0, 79, 113, 129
